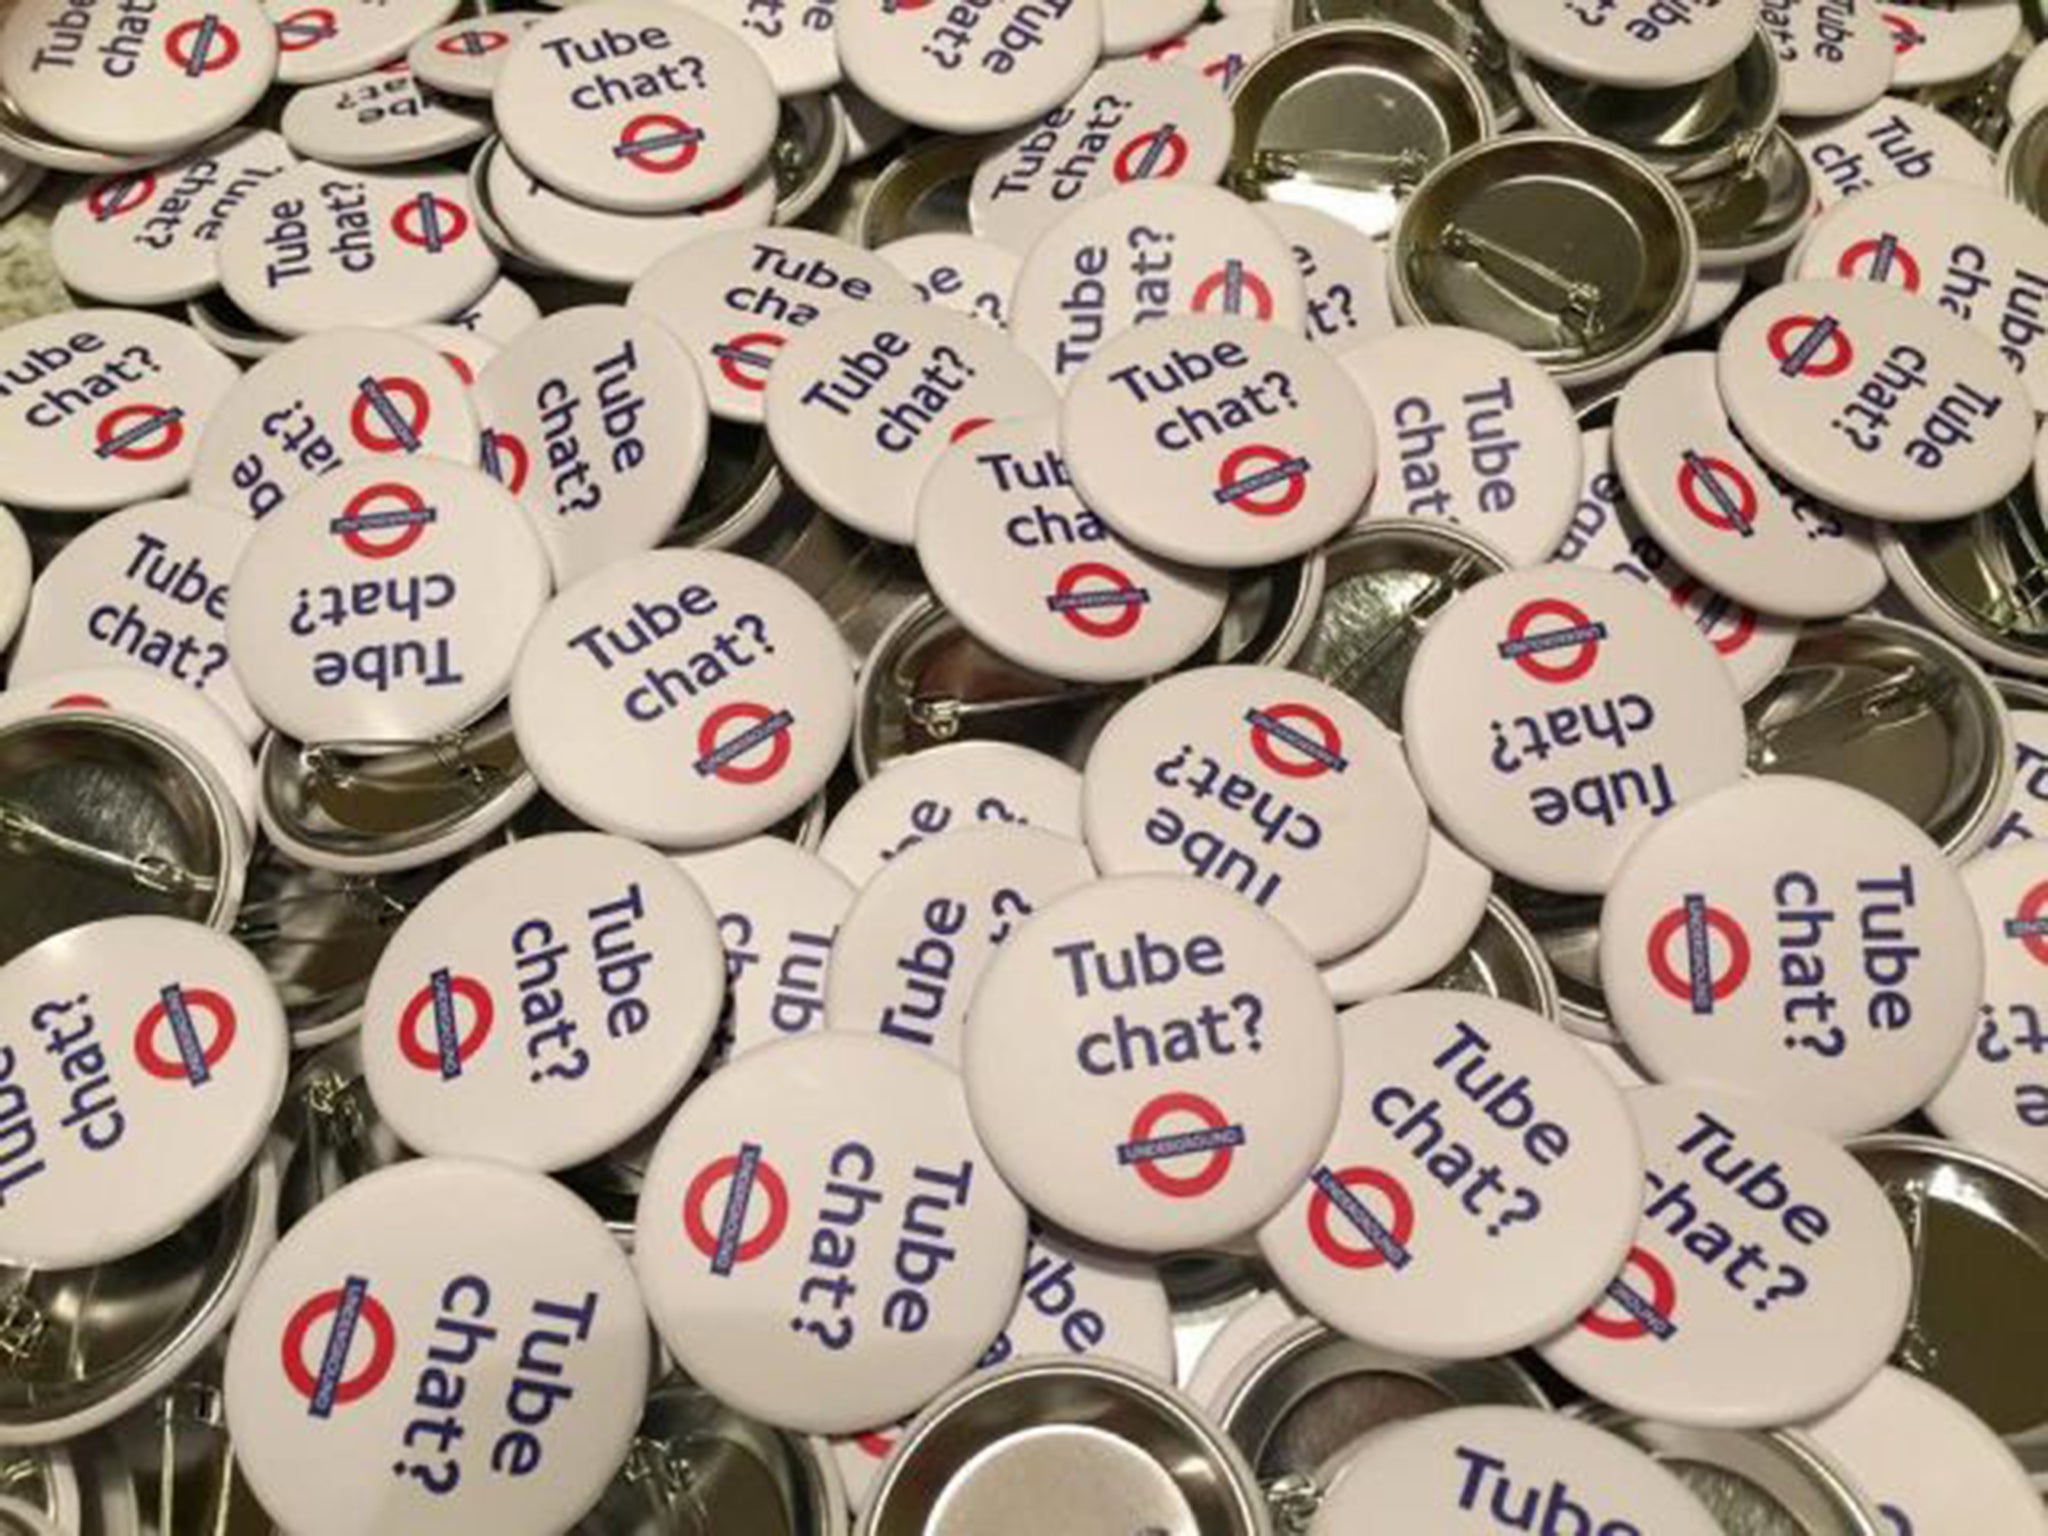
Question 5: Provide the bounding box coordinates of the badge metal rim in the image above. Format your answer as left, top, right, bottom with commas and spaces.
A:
667, 421, 787, 553
1677, 126, 1814, 272
1877, 484, 2048, 682
0, 80, 159, 176
854, 133, 988, 249
183, 287, 291, 361
2003, 100, 2048, 220
0, 1443, 80, 1536
1423, 893, 1561, 1024
776, 94, 851, 229
1501, 881, 1612, 1044
1279, 0, 1520, 126
276, 1032, 409, 1231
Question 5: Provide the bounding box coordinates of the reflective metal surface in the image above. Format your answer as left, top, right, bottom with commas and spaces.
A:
277, 1036, 408, 1229
776, 95, 851, 228
1501, 882, 1610, 1042
1282, 0, 1515, 124
1421, 895, 1560, 1022
855, 134, 983, 248
109, 1369, 274, 1536
2006, 102, 2048, 221
1879, 481, 2048, 679
670, 420, 787, 552
1675, 129, 1813, 269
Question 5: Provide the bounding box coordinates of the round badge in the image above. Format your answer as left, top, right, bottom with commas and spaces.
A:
634, 1031, 1029, 1433
629, 227, 917, 424
673, 0, 841, 94
0, 0, 278, 155
1259, 992, 1641, 1358
0, 916, 286, 1268
1557, 429, 1797, 703
1612, 353, 1885, 620
879, 233, 1021, 331
1320, 829, 1493, 1006
223, 1159, 648, 1536
11, 498, 258, 741
1796, 180, 2048, 415
1342, 326, 1582, 566
472, 305, 710, 585
1140, 12, 1272, 95
0, 310, 237, 514
1768, 0, 1894, 117
1307, 1406, 1721, 1536
835, 0, 1104, 134
1538, 1083, 1911, 1427
2016, 38, 2048, 123
1010, 182, 1305, 388
826, 825, 1096, 1064
963, 873, 1342, 1252
672, 836, 853, 1059
1990, 705, 2048, 849
215, 163, 499, 336
968, 58, 1232, 257
1794, 98, 1996, 210
281, 63, 491, 167
1479, 0, 1757, 88
266, 0, 461, 83
1257, 202, 1397, 356
1061, 313, 1374, 568
190, 328, 478, 521
361, 833, 725, 1169
1882, 0, 2022, 91
1082, 665, 1427, 960
1925, 841, 2048, 1187
408, 11, 548, 98
449, 275, 543, 344
510, 548, 854, 847
0, 504, 27, 651
1401, 565, 1749, 895
494, 2, 778, 212
52, 129, 298, 306
1601, 776, 1981, 1138
1680, 267, 1747, 338
766, 302, 1057, 545
226, 457, 552, 744
1102, 0, 1202, 54
406, 321, 497, 387
1717, 278, 2034, 523
914, 413, 1228, 682
819, 740, 1085, 885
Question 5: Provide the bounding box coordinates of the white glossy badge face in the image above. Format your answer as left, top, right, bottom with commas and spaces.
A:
915, 414, 1228, 682
880, 233, 1021, 330
766, 302, 1057, 545
1083, 665, 1427, 960
1401, 566, 1749, 896
826, 824, 1096, 1064
226, 457, 552, 744
494, 2, 779, 212
0, 311, 237, 514
1343, 327, 1582, 567
1321, 830, 1493, 1005
1010, 182, 1305, 388
969, 59, 1232, 256
0, 0, 278, 155
1308, 1407, 1721, 1536
1261, 993, 1641, 1359
52, 130, 297, 306
0, 505, 27, 651
190, 328, 479, 521
963, 873, 1342, 1252
1612, 353, 1885, 620
634, 1031, 1029, 1434
1538, 1084, 1911, 1427
629, 228, 916, 424
1555, 429, 1796, 703
1061, 315, 1374, 568
361, 833, 725, 1170
1102, 0, 1203, 54
980, 1229, 1174, 1375
672, 837, 852, 1059
510, 549, 855, 847
835, 0, 1104, 134
1601, 776, 1981, 1139
1766, 0, 1894, 117
223, 1159, 649, 1536
473, 305, 709, 585
1883, 1, 2022, 90
409, 12, 548, 96
1989, 705, 2048, 849
1716, 279, 2034, 523
1258, 202, 1397, 356
12, 499, 259, 741
1141, 12, 1273, 94
215, 163, 498, 336
1794, 98, 1996, 209
281, 63, 491, 167
674, 0, 840, 94
1926, 841, 2048, 1187
267, 0, 461, 85
0, 917, 286, 1268
1796, 180, 2048, 415
821, 740, 1084, 884
1479, 0, 1757, 88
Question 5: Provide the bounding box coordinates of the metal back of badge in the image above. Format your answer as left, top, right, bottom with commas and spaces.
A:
1849, 1134, 2048, 1472
1676, 128, 1811, 269
0, 1445, 77, 1536
1281, 0, 1517, 125
2006, 104, 2048, 221
776, 96, 851, 228
106, 1361, 272, 1535
862, 1359, 1267, 1536
1226, 22, 1494, 241
856, 134, 985, 248
1421, 895, 1560, 1022
1743, 615, 2014, 860
1502, 882, 1611, 1042
1880, 479, 2048, 679
670, 420, 786, 552
277, 1035, 409, 1230
0, 712, 247, 966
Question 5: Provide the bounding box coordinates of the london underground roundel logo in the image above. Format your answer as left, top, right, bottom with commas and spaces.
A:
389, 194, 470, 253
1245, 701, 1349, 779
164, 14, 240, 75
329, 480, 437, 559
694, 701, 796, 785
438, 26, 509, 55
1191, 261, 1275, 320
713, 331, 784, 393
282, 1277, 397, 1418
1214, 443, 1310, 517
133, 983, 236, 1086
1579, 1246, 1680, 1342
615, 114, 704, 175
1669, 579, 1757, 657
1768, 313, 1855, 379
1837, 235, 1921, 292
95, 403, 185, 462
349, 376, 431, 454
1495, 598, 1608, 684
1113, 124, 1188, 183
276, 7, 338, 50
1676, 451, 1758, 537
480, 428, 530, 494
1045, 561, 1150, 638
683, 1143, 790, 1275
1118, 1091, 1245, 1198
88, 172, 156, 221
1306, 1164, 1415, 1270
1646, 896, 1751, 1016
398, 969, 495, 1079
2002, 879, 2048, 966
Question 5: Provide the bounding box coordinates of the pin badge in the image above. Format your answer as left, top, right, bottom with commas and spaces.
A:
835, 0, 1106, 134
1321, 829, 1494, 1005
281, 63, 491, 168
1257, 203, 1398, 356
1793, 97, 1996, 211
407, 11, 548, 98
265, 0, 462, 85
1768, 0, 1895, 118
1479, 0, 1758, 89
879, 233, 1022, 331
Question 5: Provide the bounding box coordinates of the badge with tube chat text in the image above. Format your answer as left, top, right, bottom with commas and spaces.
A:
1479, 0, 1757, 88
1061, 314, 1374, 569
266, 0, 462, 85
1987, 704, 2048, 850
360, 834, 726, 1171
880, 233, 1020, 331
963, 873, 1342, 1253
448, 276, 543, 344
1766, 0, 1894, 117
1538, 1084, 1912, 1428
406, 323, 496, 390
510, 548, 854, 849
1258, 202, 1397, 357
634, 1031, 1029, 1434
409, 11, 548, 98
1400, 565, 1748, 896
223, 1159, 649, 1536
1320, 829, 1494, 1006
1881, 0, 2022, 91
1793, 97, 1996, 211
281, 62, 492, 168
1139, 12, 1273, 96
834, 0, 1104, 135
672, 0, 842, 95
225, 458, 552, 746
0, 916, 287, 1269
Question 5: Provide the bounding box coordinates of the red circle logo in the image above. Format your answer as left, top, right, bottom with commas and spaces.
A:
2006, 880, 2048, 966
132, 986, 237, 1082
1122, 1091, 1240, 1198
331, 480, 434, 559
616, 113, 704, 175
437, 27, 509, 55
480, 428, 530, 494
948, 416, 993, 444
1676, 452, 1758, 537
1767, 313, 1854, 379
1215, 443, 1309, 517
714, 331, 784, 393
1668, 579, 1757, 657
694, 701, 795, 785
1113, 125, 1190, 183
1191, 262, 1275, 320
95, 403, 185, 462
389, 194, 470, 252
164, 15, 240, 74
1882, 11, 1925, 53
276, 7, 338, 50
1048, 561, 1148, 639
682, 1150, 791, 1269
1579, 1246, 1680, 1341
348, 375, 432, 454
397, 971, 495, 1075
1646, 900, 1752, 1012
281, 1286, 397, 1410
1498, 598, 1606, 684
1246, 701, 1346, 778
1306, 1166, 1415, 1269
88, 171, 156, 221
1836, 235, 1922, 293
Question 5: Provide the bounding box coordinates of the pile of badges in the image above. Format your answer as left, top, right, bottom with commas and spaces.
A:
5, 0, 2048, 1530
